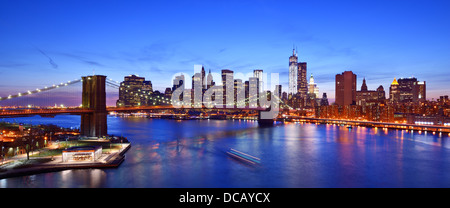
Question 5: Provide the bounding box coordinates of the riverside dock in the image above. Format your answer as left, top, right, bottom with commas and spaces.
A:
0, 143, 131, 179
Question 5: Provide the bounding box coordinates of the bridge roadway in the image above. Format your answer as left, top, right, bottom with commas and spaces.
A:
0, 106, 270, 117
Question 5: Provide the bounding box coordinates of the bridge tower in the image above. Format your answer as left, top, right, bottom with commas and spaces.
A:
80, 75, 107, 137
257, 107, 275, 127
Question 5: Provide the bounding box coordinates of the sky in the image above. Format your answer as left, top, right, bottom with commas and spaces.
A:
1, 0, 450, 105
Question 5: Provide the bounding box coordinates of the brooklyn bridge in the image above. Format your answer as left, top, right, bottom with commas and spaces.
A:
0, 75, 282, 137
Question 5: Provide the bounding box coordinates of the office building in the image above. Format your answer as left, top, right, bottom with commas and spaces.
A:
289, 49, 298, 95
320, 93, 329, 106
389, 77, 426, 103
335, 71, 357, 106
297, 62, 307, 97
356, 78, 385, 106
253, 69, 264, 93
116, 74, 153, 107
222, 69, 234, 107
308, 73, 319, 98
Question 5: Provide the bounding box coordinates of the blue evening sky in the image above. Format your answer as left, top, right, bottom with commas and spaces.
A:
1, 0, 450, 103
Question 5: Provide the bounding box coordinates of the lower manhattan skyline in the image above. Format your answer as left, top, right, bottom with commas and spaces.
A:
1, 0, 450, 104
3, 0, 450, 195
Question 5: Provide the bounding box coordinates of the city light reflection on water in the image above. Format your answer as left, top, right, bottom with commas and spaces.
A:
2, 115, 450, 187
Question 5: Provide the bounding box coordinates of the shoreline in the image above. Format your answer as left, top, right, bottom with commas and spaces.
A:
288, 117, 450, 134
0, 143, 131, 180
118, 114, 450, 134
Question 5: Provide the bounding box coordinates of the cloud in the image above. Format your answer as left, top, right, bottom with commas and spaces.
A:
0, 63, 28, 68
57, 52, 105, 67
33, 45, 58, 69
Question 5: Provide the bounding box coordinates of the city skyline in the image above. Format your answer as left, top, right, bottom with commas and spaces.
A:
1, 0, 450, 101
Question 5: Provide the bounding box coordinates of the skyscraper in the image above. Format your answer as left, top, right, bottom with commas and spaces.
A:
356, 78, 385, 106
222, 69, 234, 107
320, 93, 329, 106
416, 81, 426, 102
308, 73, 319, 98
116, 74, 153, 107
253, 69, 264, 93
289, 49, 298, 95
248, 77, 259, 108
389, 78, 399, 103
297, 62, 307, 97
335, 71, 357, 106
206, 69, 215, 90
172, 74, 185, 92
201, 66, 206, 90
234, 79, 244, 107
191, 73, 203, 107
389, 77, 426, 103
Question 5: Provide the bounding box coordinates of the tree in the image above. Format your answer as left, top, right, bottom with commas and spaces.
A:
17, 128, 40, 160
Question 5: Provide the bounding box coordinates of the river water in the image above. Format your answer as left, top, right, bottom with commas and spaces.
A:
1, 115, 450, 188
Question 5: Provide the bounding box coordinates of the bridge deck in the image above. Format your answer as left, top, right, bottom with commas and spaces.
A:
0, 106, 270, 117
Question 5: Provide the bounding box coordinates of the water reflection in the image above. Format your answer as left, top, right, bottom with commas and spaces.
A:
2, 116, 450, 187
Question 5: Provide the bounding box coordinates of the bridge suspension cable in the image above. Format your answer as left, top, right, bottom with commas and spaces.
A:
106, 78, 120, 88
0, 78, 82, 101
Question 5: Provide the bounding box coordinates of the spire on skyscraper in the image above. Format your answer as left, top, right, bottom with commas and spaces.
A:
292, 44, 299, 56
361, 77, 368, 91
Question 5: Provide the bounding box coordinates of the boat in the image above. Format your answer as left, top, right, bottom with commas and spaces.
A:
226, 148, 261, 165
346, 125, 353, 129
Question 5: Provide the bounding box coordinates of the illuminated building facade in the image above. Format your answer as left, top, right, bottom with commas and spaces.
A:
389, 77, 426, 103
356, 78, 385, 106
297, 62, 307, 97
116, 74, 153, 107
253, 69, 264, 93
289, 49, 298, 95
308, 73, 319, 98
335, 71, 357, 106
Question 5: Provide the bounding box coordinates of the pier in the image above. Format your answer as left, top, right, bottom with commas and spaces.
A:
0, 143, 131, 179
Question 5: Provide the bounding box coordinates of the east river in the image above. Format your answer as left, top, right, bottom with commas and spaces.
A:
1, 115, 450, 188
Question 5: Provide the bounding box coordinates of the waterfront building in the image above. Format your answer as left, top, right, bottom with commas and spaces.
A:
356, 78, 385, 106
62, 146, 102, 162
297, 62, 308, 97
200, 66, 206, 90
191, 72, 203, 107
438, 95, 449, 105
289, 93, 305, 109
320, 93, 329, 106
253, 69, 264, 93
116, 74, 153, 107
172, 74, 185, 92
222, 69, 234, 107
308, 73, 319, 98
389, 78, 400, 103
206, 69, 215, 90
289, 49, 298, 95
275, 85, 282, 98
288, 47, 308, 107
248, 77, 259, 107
389, 77, 426, 103
282, 91, 288, 102
234, 79, 244, 107
164, 88, 172, 99
335, 71, 357, 106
